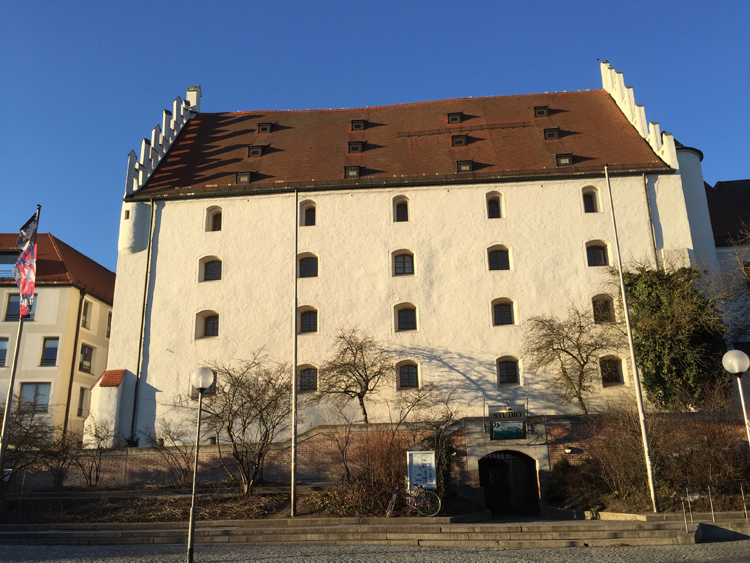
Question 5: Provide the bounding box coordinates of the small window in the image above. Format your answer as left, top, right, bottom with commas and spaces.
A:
124, 210, 130, 220
5, 294, 36, 322
487, 196, 501, 219
301, 310, 318, 333
452, 135, 467, 147
493, 301, 514, 326
0, 251, 18, 278
207, 207, 223, 232
488, 248, 510, 271
348, 141, 363, 153
300, 256, 318, 278
257, 123, 272, 134
600, 357, 623, 385
19, 382, 51, 413
248, 145, 263, 158
556, 153, 573, 167
456, 160, 473, 173
447, 112, 462, 124
398, 363, 419, 389
204, 260, 222, 281
205, 315, 219, 337
351, 120, 366, 131
0, 337, 8, 367
79, 344, 94, 373
397, 307, 417, 331
190, 370, 217, 399
544, 128, 560, 140
77, 386, 87, 418
497, 359, 519, 384
583, 192, 597, 213
394, 253, 414, 276
395, 199, 409, 222
534, 106, 549, 118
106, 312, 112, 338
236, 172, 252, 184
304, 205, 316, 226
40, 337, 58, 366
345, 166, 361, 179
592, 295, 615, 323
587, 244, 608, 267
81, 301, 91, 329
300, 368, 318, 392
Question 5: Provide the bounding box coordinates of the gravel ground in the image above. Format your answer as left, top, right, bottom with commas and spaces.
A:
1, 542, 750, 563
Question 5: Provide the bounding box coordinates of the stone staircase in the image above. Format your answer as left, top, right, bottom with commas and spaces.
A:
0, 516, 714, 548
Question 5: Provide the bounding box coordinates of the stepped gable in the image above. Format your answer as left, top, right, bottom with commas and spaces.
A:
0, 233, 115, 304
132, 90, 670, 199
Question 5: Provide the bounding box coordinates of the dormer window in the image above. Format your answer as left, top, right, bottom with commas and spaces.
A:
555, 153, 573, 167
257, 123, 272, 134
543, 128, 559, 140
348, 141, 364, 153
534, 106, 549, 118
236, 172, 252, 184
248, 145, 263, 158
351, 120, 365, 132
456, 160, 473, 173
345, 166, 361, 179
447, 112, 462, 124
451, 135, 467, 147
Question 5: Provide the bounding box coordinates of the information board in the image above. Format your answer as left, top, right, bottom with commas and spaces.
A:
488, 405, 526, 440
407, 450, 436, 489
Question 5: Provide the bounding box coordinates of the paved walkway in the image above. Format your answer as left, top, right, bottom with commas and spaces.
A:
1, 542, 750, 563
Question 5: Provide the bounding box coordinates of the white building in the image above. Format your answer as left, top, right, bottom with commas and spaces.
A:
88, 62, 719, 506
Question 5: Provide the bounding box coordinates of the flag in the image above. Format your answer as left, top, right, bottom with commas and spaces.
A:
13, 214, 38, 319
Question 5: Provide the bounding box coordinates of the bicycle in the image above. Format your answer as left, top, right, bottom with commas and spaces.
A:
385, 483, 441, 517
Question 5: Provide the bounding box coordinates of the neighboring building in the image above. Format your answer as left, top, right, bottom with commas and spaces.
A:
0, 234, 115, 435
88, 62, 719, 506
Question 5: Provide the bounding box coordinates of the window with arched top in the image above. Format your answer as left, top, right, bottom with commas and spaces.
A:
393, 251, 415, 276
492, 299, 515, 326
299, 307, 318, 333
486, 193, 502, 219
394, 197, 409, 222
582, 187, 599, 213
206, 207, 222, 232
395, 303, 417, 331
488, 246, 510, 271
497, 357, 520, 385
600, 357, 623, 386
300, 201, 316, 227
195, 310, 220, 339
299, 255, 318, 278
586, 241, 608, 267
592, 294, 615, 323
397, 361, 419, 389
299, 366, 318, 392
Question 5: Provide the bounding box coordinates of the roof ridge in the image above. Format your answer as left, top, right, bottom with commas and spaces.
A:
46, 233, 73, 284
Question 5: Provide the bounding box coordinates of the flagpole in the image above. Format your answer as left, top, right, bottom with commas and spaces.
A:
0, 205, 41, 478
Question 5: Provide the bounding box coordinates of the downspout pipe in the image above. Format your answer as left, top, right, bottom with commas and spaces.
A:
62, 288, 86, 437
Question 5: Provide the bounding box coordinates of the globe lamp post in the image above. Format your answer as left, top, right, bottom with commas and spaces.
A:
722, 350, 750, 446
187, 366, 214, 563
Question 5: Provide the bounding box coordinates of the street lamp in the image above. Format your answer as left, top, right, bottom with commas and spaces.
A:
187, 366, 214, 563
722, 350, 750, 446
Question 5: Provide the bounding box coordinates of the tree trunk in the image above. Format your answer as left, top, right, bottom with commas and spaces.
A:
358, 395, 369, 424
577, 394, 589, 415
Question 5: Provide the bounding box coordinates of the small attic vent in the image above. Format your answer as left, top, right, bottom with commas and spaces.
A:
456, 160, 473, 173
351, 120, 366, 132
345, 166, 361, 179
236, 172, 253, 184
248, 146, 263, 158
452, 135, 467, 147
348, 141, 364, 153
555, 153, 573, 167
544, 128, 560, 140
257, 123, 272, 134
447, 112, 463, 124
534, 106, 549, 118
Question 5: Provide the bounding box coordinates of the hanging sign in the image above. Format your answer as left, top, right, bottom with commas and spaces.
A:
406, 450, 436, 489
488, 405, 526, 440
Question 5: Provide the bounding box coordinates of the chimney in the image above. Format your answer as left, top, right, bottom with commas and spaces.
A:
186, 85, 202, 113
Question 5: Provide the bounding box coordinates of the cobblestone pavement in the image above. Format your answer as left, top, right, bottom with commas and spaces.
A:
1, 542, 750, 563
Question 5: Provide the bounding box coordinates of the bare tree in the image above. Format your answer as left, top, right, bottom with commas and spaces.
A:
523, 306, 625, 414
199, 350, 292, 496
143, 419, 197, 487
318, 329, 395, 423
74, 415, 113, 488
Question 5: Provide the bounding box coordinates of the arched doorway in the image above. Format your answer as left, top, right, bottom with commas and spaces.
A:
478, 450, 539, 516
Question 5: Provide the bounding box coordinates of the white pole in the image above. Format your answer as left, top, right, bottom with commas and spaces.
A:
604, 165, 659, 513
290, 189, 299, 517
186, 390, 203, 563
736, 376, 750, 446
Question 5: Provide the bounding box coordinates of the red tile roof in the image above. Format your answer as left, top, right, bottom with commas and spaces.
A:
706, 179, 750, 247
132, 90, 670, 200
0, 233, 115, 304
96, 369, 126, 388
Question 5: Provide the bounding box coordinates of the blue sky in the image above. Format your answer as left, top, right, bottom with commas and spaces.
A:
1, 1, 748, 271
